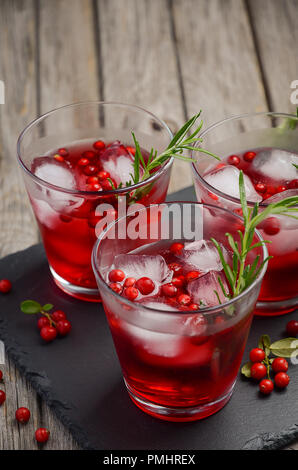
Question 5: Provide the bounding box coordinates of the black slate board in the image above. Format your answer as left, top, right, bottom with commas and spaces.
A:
0, 186, 298, 450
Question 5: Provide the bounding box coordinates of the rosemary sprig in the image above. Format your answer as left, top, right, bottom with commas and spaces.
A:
211, 171, 298, 300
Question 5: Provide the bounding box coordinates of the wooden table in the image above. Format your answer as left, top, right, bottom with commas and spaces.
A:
0, 0, 297, 450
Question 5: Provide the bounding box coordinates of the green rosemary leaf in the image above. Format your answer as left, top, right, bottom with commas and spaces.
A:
239, 171, 248, 225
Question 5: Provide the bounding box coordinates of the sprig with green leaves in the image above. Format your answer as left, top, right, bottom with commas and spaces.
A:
211, 171, 298, 301
125, 111, 220, 203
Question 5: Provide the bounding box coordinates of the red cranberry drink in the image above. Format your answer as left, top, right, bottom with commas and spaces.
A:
92, 202, 268, 421
17, 102, 173, 301
192, 112, 298, 316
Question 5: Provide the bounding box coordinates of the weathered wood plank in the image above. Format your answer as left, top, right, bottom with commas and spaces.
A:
171, 0, 268, 129
247, 0, 298, 113
97, 0, 191, 192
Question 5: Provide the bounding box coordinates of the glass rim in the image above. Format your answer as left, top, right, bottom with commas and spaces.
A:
91, 200, 269, 316
192, 111, 298, 208
17, 100, 174, 196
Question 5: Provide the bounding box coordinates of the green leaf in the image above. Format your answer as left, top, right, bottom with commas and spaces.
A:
241, 361, 252, 378
42, 303, 53, 312
258, 334, 271, 356
270, 338, 298, 358
239, 171, 248, 225
20, 300, 41, 314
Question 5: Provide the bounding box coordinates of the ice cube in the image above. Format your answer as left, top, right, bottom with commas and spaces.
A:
32, 157, 76, 190
180, 239, 230, 273
262, 189, 298, 231
205, 165, 262, 203
252, 148, 298, 182
100, 142, 144, 186
187, 271, 229, 307
111, 254, 172, 287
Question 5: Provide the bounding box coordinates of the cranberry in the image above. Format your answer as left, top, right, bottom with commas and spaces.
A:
35, 428, 50, 443
87, 176, 99, 184
188, 303, 199, 310
259, 379, 274, 395
135, 277, 155, 295
93, 140, 105, 151
15, 407, 31, 424
286, 320, 298, 337
0, 390, 6, 405
274, 372, 290, 389
243, 151, 256, 162
52, 310, 67, 323
170, 242, 184, 255
77, 157, 90, 167
123, 286, 139, 301
262, 217, 280, 235
177, 294, 191, 306
109, 269, 125, 283
124, 277, 136, 288
162, 283, 178, 297
272, 357, 288, 373
227, 155, 240, 166
126, 146, 136, 155
53, 153, 64, 162
255, 183, 267, 193
87, 182, 102, 192
277, 185, 287, 193
185, 271, 200, 282
0, 279, 12, 294
56, 320, 72, 337
37, 317, 50, 330
249, 348, 265, 363
289, 179, 298, 189
168, 262, 183, 276
84, 164, 98, 176
40, 326, 57, 343
172, 275, 185, 288
97, 171, 110, 180
109, 282, 123, 294
101, 179, 115, 191
58, 148, 68, 157
82, 150, 96, 160
250, 362, 267, 381
0, 370, 2, 381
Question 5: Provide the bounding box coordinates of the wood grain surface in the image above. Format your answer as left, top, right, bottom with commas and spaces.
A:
0, 0, 297, 450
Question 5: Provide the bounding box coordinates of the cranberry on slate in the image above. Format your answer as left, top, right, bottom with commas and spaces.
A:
135, 277, 155, 295
35, 428, 50, 443
0, 370, 3, 381
15, 407, 31, 424
286, 320, 298, 337
40, 326, 57, 343
250, 362, 267, 381
56, 320, 72, 337
272, 358, 288, 373
52, 310, 67, 323
0, 279, 12, 294
274, 372, 290, 389
0, 390, 6, 405
259, 379, 274, 395
249, 348, 265, 363
37, 317, 50, 330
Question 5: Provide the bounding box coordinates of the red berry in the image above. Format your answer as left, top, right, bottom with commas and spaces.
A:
87, 182, 102, 192
123, 286, 139, 301
172, 275, 185, 288
227, 155, 240, 166
86, 176, 99, 184
262, 217, 280, 236
255, 183, 267, 194
288, 179, 298, 189
82, 150, 96, 160
77, 157, 90, 167
52, 310, 67, 323
272, 357, 288, 373
274, 372, 290, 389
249, 348, 265, 363
124, 277, 136, 288
161, 283, 178, 297
109, 269, 125, 283
53, 153, 64, 162
84, 164, 98, 176
56, 320, 72, 337
185, 271, 200, 282
93, 140, 105, 151
37, 317, 50, 330
15, 407, 31, 424
259, 379, 274, 395
35, 428, 50, 443
0, 370, 2, 381
177, 294, 191, 306
126, 146, 136, 155
97, 170, 110, 180
0, 390, 6, 405
101, 178, 116, 191
277, 185, 287, 193
168, 262, 183, 276
40, 326, 57, 343
135, 277, 155, 295
170, 242, 184, 255
0, 279, 12, 294
58, 148, 68, 157
250, 362, 267, 381
189, 303, 199, 311
243, 151, 256, 162
286, 320, 298, 337
109, 282, 123, 294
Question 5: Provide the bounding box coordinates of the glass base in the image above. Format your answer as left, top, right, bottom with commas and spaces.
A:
50, 266, 101, 302
125, 379, 235, 422
255, 296, 298, 316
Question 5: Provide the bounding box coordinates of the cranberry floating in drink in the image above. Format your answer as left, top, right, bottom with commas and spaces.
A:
17, 102, 173, 301
192, 112, 298, 315
92, 202, 269, 421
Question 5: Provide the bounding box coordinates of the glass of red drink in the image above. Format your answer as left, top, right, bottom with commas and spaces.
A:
92, 202, 268, 421
192, 112, 298, 316
17, 102, 173, 301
